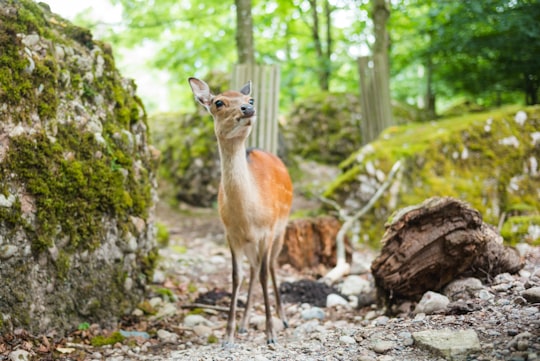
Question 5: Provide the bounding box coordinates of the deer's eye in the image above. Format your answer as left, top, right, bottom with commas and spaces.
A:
249, 99, 254, 105
215, 100, 224, 108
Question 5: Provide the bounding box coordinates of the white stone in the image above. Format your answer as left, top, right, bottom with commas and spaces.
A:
301, 307, 325, 320
531, 132, 540, 146
499, 135, 520, 148
9, 350, 30, 361
414, 291, 449, 314
0, 194, 15, 207
0, 245, 17, 260
515, 110, 527, 125
183, 314, 214, 328
340, 275, 371, 296
326, 293, 350, 308
340, 335, 357, 344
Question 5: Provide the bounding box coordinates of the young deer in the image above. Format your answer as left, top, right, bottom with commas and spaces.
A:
188, 78, 293, 347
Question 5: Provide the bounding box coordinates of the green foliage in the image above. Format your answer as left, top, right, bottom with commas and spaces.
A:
78, 322, 90, 331
392, 0, 540, 110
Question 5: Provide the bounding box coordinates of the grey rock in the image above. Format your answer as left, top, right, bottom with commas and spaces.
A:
193, 325, 212, 337
340, 275, 371, 296
414, 291, 450, 314
413, 329, 481, 360
339, 335, 357, 344
522, 286, 540, 303
301, 307, 325, 320
0, 245, 17, 260
444, 277, 484, 301
371, 340, 395, 354
157, 329, 178, 343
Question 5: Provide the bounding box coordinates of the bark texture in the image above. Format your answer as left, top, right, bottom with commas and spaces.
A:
279, 216, 352, 270
371, 197, 522, 304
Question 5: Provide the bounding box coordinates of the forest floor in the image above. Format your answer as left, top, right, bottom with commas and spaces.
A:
1, 162, 539, 361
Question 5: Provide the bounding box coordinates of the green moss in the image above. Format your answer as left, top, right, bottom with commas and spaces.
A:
137, 300, 157, 315
156, 222, 170, 248
90, 331, 125, 347
324, 105, 540, 247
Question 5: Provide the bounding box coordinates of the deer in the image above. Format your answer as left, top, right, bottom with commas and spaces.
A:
188, 77, 293, 347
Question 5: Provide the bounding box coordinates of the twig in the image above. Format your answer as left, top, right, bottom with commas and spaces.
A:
320, 160, 402, 285
180, 303, 243, 313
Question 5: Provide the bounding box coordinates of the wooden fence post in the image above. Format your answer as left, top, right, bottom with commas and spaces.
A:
231, 64, 280, 154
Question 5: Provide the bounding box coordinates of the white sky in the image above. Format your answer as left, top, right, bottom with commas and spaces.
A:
41, 0, 173, 113
42, 0, 122, 23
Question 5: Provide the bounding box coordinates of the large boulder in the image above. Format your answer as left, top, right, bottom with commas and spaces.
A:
0, 1, 158, 333
323, 106, 540, 247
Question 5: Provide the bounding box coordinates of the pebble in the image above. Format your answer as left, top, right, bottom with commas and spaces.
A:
301, 307, 325, 320
521, 286, 540, 303
371, 340, 395, 354
414, 291, 449, 314
9, 350, 30, 361
183, 314, 214, 328
193, 325, 212, 337
326, 293, 350, 308
157, 329, 178, 343
339, 335, 357, 344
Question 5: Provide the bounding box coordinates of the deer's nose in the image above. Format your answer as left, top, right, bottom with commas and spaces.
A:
241, 104, 255, 116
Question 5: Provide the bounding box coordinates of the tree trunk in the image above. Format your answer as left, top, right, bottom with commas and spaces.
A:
372, 0, 392, 130
359, 0, 393, 144
308, 0, 331, 91
371, 197, 522, 306
279, 216, 352, 271
235, 0, 255, 64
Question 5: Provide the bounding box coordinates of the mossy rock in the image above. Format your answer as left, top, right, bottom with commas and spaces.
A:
323, 105, 540, 247
0, 0, 158, 334
150, 111, 220, 207
283, 92, 422, 164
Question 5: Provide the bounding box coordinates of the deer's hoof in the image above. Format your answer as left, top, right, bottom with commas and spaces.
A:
266, 338, 277, 350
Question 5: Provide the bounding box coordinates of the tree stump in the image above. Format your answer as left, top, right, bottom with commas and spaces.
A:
371, 197, 522, 305
279, 216, 352, 271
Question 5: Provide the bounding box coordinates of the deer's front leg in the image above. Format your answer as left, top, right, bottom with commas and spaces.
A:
239, 265, 256, 334
259, 248, 276, 346
223, 244, 243, 348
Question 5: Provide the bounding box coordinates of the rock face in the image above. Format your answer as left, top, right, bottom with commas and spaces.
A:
0, 1, 158, 333
324, 106, 540, 246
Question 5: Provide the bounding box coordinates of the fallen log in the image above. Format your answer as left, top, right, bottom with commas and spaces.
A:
371, 197, 522, 306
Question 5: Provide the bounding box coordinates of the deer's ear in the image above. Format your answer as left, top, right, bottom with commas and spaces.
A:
239, 81, 251, 96
188, 77, 213, 107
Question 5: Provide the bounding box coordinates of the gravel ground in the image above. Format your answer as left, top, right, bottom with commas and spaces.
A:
2, 199, 538, 361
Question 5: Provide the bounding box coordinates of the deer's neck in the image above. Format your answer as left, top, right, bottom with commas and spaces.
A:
218, 141, 257, 204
